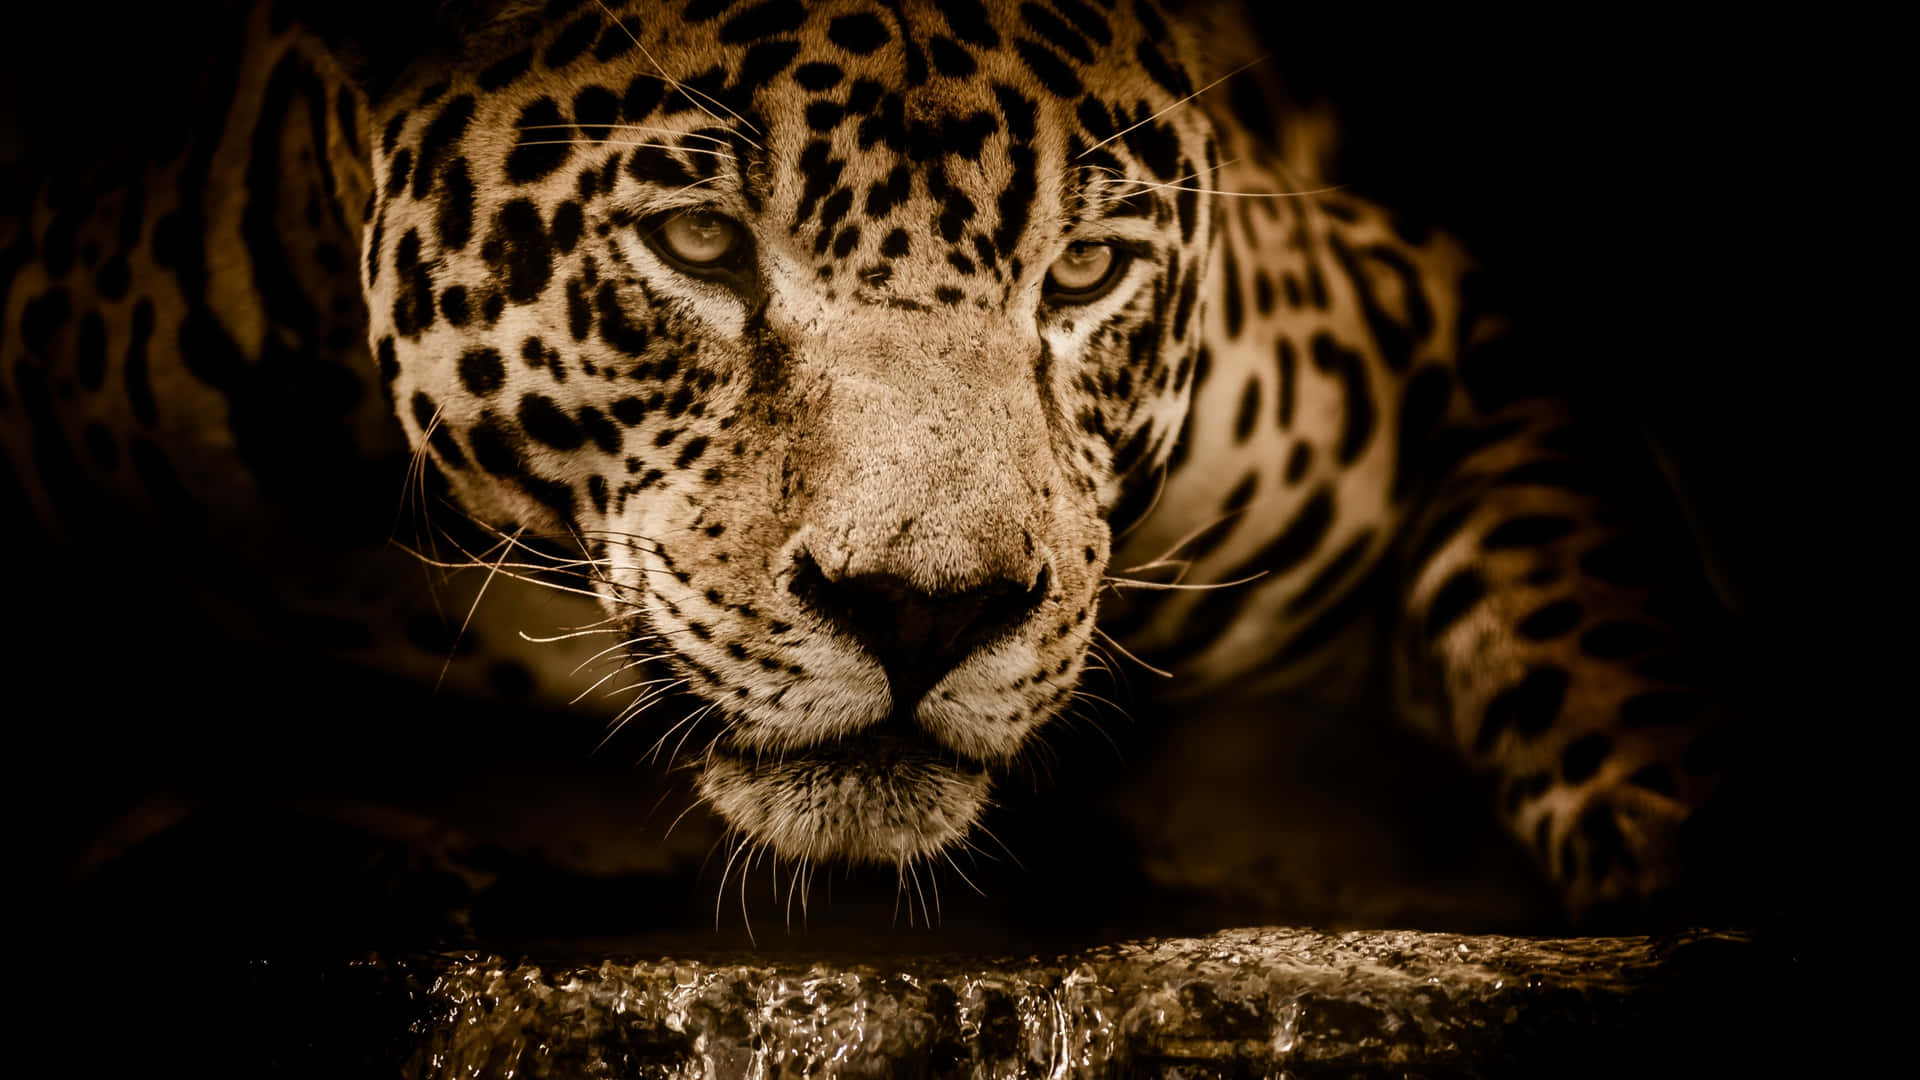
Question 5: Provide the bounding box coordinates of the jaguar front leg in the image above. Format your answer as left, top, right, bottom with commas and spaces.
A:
1395, 401, 1738, 927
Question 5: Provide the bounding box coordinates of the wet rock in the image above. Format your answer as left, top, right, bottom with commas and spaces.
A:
241, 927, 1788, 1078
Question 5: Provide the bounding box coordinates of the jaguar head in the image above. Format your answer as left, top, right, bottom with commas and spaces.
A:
362, 0, 1223, 866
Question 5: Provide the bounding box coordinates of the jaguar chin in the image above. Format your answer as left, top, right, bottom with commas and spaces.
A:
697, 735, 995, 865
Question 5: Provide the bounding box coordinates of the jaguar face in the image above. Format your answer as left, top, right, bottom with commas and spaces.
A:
363, 0, 1219, 866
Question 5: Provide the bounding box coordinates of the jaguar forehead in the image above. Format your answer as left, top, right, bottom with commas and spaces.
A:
372, 0, 1213, 248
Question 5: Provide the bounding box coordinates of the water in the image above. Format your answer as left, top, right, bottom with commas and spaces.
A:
389, 928, 1760, 1078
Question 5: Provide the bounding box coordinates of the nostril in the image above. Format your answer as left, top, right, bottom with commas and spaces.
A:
979, 565, 1049, 644
789, 553, 1051, 707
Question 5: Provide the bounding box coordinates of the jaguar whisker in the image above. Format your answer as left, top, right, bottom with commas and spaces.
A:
508, 138, 739, 159
1101, 569, 1270, 592
433, 524, 524, 693
600, 678, 693, 755
1077, 56, 1267, 158
591, 0, 764, 147
1092, 626, 1173, 679
1090, 177, 1346, 199
515, 122, 734, 145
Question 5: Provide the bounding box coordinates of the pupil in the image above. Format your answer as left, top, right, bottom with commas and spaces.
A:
678, 215, 728, 258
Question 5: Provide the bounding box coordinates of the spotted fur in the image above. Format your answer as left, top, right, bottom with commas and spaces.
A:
1, 0, 1737, 926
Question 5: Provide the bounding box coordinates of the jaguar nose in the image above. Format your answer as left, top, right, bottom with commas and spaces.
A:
789, 553, 1051, 711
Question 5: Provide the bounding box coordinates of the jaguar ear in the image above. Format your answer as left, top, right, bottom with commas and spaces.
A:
289, 0, 544, 102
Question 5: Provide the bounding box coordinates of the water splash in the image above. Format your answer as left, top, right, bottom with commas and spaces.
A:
397, 927, 1754, 1077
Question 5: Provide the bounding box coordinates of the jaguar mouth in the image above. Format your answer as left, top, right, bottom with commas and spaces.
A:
696, 724, 994, 864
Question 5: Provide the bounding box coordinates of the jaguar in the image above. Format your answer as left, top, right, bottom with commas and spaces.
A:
2, 0, 1742, 929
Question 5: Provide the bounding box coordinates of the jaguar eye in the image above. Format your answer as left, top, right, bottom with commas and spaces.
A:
652, 209, 745, 268
1044, 241, 1126, 303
